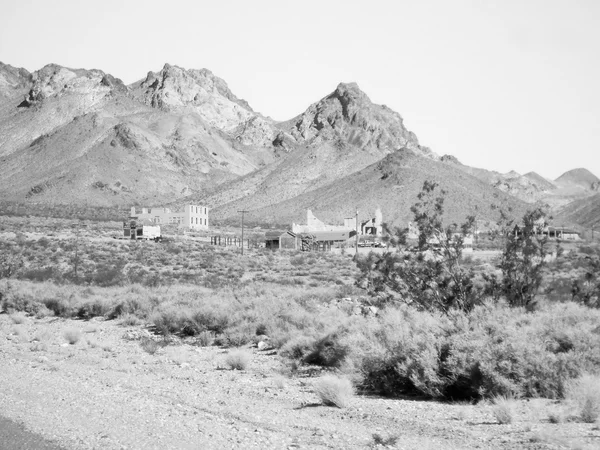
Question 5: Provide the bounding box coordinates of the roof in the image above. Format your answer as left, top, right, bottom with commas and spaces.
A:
299, 230, 356, 241
547, 227, 579, 234
265, 230, 296, 239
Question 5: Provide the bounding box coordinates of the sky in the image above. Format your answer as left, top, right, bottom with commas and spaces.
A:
1, 0, 598, 180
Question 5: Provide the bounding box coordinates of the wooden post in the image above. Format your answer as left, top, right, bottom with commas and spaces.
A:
355, 209, 359, 256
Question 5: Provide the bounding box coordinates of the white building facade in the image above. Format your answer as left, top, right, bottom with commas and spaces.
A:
130, 205, 209, 230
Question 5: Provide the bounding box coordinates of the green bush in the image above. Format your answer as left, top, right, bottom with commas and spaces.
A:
309, 302, 600, 400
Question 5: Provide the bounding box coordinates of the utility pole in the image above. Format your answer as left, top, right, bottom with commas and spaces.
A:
238, 210, 248, 256
355, 209, 359, 256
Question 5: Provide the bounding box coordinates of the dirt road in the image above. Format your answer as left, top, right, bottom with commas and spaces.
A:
1, 314, 597, 449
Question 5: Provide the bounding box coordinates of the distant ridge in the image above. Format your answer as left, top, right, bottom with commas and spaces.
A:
523, 172, 556, 191
555, 168, 599, 190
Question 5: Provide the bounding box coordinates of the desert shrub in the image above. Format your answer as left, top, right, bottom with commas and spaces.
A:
76, 297, 112, 319
9, 313, 27, 324
20, 266, 60, 282
565, 374, 600, 423
372, 434, 399, 447
491, 395, 516, 424
303, 332, 349, 368
326, 301, 600, 400
225, 349, 251, 370
279, 335, 316, 360
571, 256, 600, 308
139, 337, 164, 355
63, 328, 82, 344
92, 263, 124, 287
119, 313, 142, 326
195, 331, 214, 347
313, 375, 353, 408
108, 296, 153, 320
42, 297, 73, 317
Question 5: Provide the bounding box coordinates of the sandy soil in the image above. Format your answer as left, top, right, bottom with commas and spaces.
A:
1, 314, 598, 450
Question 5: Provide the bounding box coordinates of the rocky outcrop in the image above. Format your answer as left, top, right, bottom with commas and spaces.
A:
132, 64, 276, 146
17, 64, 124, 108
284, 82, 434, 159
0, 62, 32, 99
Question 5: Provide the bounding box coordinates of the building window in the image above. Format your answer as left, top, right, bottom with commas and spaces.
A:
204, 207, 207, 214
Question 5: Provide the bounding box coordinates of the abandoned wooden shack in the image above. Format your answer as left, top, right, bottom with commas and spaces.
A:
265, 231, 298, 250
265, 230, 356, 251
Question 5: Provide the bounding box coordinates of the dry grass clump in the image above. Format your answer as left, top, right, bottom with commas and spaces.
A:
565, 373, 600, 423
11, 325, 28, 343
139, 337, 164, 355
372, 433, 399, 447
225, 349, 251, 370
195, 330, 215, 347
313, 375, 353, 408
63, 328, 82, 345
9, 313, 27, 324
491, 395, 516, 424
119, 313, 142, 326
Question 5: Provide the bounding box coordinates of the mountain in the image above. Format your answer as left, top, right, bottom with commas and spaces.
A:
189, 82, 432, 218
439, 156, 555, 203
523, 172, 556, 191
555, 193, 600, 229
0, 62, 31, 101
0, 63, 276, 207
204, 148, 529, 227
555, 168, 600, 191
0, 60, 594, 229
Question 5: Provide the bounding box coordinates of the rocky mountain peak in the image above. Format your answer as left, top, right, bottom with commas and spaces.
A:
286, 82, 434, 159
555, 168, 600, 190
0, 62, 32, 99
440, 154, 461, 164
132, 64, 270, 141
17, 64, 125, 108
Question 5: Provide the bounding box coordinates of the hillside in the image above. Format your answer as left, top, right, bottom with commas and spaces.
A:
185, 82, 433, 215
555, 168, 600, 191
207, 148, 529, 227
0, 62, 31, 101
439, 156, 555, 203
0, 63, 277, 207
555, 193, 600, 229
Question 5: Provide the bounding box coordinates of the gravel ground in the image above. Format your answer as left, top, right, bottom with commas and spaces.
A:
1, 314, 599, 449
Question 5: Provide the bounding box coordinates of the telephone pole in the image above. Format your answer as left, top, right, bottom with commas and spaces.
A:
238, 210, 248, 255
355, 209, 359, 256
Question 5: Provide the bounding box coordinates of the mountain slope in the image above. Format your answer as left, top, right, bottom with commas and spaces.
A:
555, 168, 600, 191
0, 63, 279, 206
555, 193, 600, 229
439, 155, 555, 203
191, 83, 429, 214
0, 62, 31, 101
205, 148, 529, 227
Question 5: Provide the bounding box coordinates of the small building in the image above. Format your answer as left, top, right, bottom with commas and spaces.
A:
123, 220, 161, 240
265, 231, 298, 250
265, 229, 356, 251
513, 224, 581, 241
130, 204, 209, 230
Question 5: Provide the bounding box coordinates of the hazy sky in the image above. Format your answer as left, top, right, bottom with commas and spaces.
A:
1, 0, 598, 179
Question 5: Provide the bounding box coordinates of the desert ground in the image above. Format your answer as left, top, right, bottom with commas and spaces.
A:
1, 216, 599, 449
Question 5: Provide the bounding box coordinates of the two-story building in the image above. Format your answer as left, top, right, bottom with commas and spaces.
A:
130, 205, 209, 230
